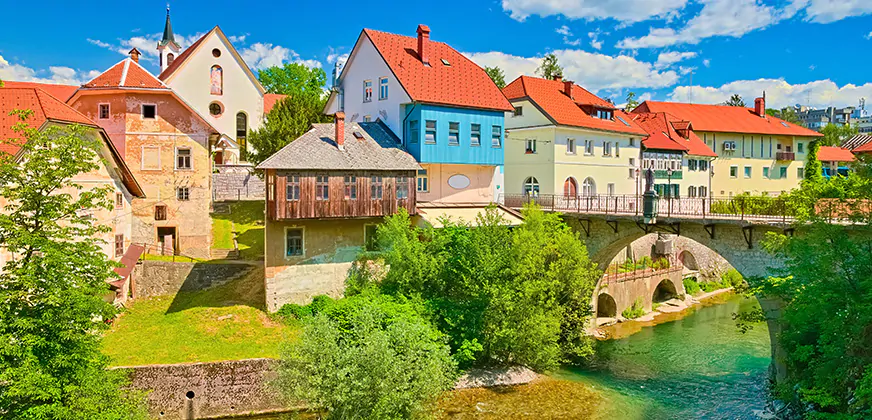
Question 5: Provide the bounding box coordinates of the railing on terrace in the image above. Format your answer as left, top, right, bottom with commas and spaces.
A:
502, 193, 798, 222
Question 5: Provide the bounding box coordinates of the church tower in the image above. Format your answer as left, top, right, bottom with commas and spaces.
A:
157, 6, 181, 72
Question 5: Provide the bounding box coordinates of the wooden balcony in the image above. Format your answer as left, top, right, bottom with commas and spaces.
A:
776, 152, 796, 161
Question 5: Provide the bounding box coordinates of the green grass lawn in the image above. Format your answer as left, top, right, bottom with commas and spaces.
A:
211, 201, 265, 260
102, 269, 296, 366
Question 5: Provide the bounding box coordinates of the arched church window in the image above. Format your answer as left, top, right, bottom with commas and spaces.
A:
210, 65, 223, 95
167, 53, 175, 66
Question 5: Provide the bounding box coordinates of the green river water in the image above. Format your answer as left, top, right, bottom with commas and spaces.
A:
245, 294, 772, 419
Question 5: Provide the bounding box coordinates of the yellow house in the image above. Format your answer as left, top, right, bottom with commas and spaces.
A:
502, 76, 648, 200
633, 98, 823, 196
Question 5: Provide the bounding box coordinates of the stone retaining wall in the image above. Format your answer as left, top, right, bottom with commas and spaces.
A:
266, 262, 351, 311
132, 261, 257, 299
213, 172, 264, 202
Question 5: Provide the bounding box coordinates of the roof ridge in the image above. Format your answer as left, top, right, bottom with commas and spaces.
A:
34, 89, 98, 126
119, 59, 131, 86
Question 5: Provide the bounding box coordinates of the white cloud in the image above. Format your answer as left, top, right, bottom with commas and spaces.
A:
239, 43, 322, 69
654, 51, 697, 68
554, 25, 581, 46
87, 32, 206, 62
668, 78, 872, 109
866, 31, 872, 39
502, 0, 690, 23
588, 31, 603, 50
795, 0, 872, 23
0, 55, 97, 85
464, 49, 680, 92
703, 59, 711, 67
555, 25, 572, 36
618, 0, 792, 49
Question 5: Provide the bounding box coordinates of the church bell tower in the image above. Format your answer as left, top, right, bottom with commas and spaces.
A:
157, 6, 181, 72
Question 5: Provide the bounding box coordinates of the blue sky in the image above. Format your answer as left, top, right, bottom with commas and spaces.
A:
2, 0, 871, 109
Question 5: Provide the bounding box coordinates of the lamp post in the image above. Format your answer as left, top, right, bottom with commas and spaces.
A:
667, 167, 674, 216
643, 168, 659, 224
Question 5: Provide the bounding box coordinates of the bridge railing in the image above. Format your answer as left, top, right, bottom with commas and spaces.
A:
502, 193, 797, 222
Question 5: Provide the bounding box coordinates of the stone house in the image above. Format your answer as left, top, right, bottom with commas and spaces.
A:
0, 86, 146, 302
257, 113, 420, 310
67, 52, 220, 259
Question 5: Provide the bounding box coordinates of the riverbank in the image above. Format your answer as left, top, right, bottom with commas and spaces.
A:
593, 287, 735, 340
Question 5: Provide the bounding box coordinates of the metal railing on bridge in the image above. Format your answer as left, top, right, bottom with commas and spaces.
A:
502, 193, 797, 223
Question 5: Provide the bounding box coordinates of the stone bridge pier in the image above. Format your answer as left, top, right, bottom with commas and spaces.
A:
563, 214, 791, 381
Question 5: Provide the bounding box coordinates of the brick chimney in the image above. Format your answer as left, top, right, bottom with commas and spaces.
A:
564, 81, 573, 99
417, 24, 430, 65
334, 112, 345, 150
554, 75, 563, 82
128, 48, 142, 63
754, 96, 765, 117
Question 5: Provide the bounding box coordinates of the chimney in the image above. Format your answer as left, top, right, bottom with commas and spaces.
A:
554, 75, 563, 82
417, 24, 430, 65
754, 96, 765, 117
128, 48, 142, 63
564, 81, 573, 99
334, 112, 345, 150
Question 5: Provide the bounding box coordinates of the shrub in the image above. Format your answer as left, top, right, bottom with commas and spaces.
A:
637, 256, 653, 269
276, 292, 457, 419
621, 298, 646, 319
701, 280, 724, 293
720, 269, 744, 288
683, 277, 702, 295
651, 257, 671, 270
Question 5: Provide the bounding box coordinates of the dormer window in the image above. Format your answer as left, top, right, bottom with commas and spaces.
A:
595, 109, 613, 120
441, 58, 450, 66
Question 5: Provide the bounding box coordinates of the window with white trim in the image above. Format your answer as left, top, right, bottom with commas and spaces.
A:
286, 228, 303, 257
99, 104, 110, 120
566, 138, 576, 154
417, 169, 429, 192
425, 120, 436, 144
177, 187, 190, 201
470, 124, 481, 146
491, 126, 502, 147
175, 148, 192, 170
525, 139, 537, 154
396, 176, 409, 199
584, 140, 593, 155
448, 122, 460, 146
603, 142, 612, 156
363, 80, 373, 102
378, 77, 388, 100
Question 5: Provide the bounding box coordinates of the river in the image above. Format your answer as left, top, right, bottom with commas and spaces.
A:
561, 294, 772, 419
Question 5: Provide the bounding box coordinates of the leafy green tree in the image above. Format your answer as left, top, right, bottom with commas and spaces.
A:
536, 53, 563, 80
355, 205, 600, 371
766, 108, 802, 125
276, 292, 457, 419
484, 66, 506, 89
257, 62, 327, 101
819, 123, 859, 147
246, 94, 331, 167
0, 111, 147, 419
723, 94, 745, 107
625, 91, 639, 111
804, 140, 824, 184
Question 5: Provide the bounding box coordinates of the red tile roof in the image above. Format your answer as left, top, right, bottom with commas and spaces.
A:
362, 28, 513, 112
502, 76, 647, 136
817, 146, 856, 162
158, 30, 209, 81
633, 101, 823, 137
83, 58, 167, 90
264, 93, 287, 114
853, 140, 872, 153
632, 112, 717, 157
0, 88, 96, 155
1, 81, 78, 102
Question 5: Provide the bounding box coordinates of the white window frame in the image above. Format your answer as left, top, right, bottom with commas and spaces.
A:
763, 167, 770, 179
141, 103, 157, 120
363, 80, 373, 103
730, 165, 738, 178
525, 139, 537, 154
584, 140, 593, 155
425, 120, 437, 144
175, 147, 192, 171
448, 122, 460, 146
603, 142, 612, 156
615, 142, 620, 157
744, 166, 752, 179
491, 125, 502, 148
378, 77, 388, 100
566, 138, 576, 155
177, 186, 190, 201
141, 146, 161, 171
470, 124, 481, 147
417, 169, 429, 193
98, 103, 110, 120
284, 226, 305, 258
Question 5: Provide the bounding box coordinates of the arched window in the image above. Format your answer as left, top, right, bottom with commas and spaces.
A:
236, 112, 248, 155
523, 177, 539, 196
210, 65, 223, 95
563, 177, 578, 196
167, 53, 175, 66
582, 177, 596, 197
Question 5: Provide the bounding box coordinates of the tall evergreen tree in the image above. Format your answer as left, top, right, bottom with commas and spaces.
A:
723, 94, 746, 107
536, 53, 563, 80
484, 66, 506, 89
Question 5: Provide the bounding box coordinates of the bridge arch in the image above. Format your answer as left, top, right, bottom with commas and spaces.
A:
678, 250, 699, 271
653, 278, 679, 303
596, 293, 617, 318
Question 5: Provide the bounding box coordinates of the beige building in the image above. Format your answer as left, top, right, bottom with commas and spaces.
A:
0, 85, 145, 302
634, 98, 823, 196
502, 76, 648, 199
69, 54, 219, 259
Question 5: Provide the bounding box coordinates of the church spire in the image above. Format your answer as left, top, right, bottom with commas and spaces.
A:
159, 5, 178, 47
157, 5, 180, 73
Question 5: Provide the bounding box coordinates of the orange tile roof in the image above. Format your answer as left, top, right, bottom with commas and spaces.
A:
633, 101, 823, 137
817, 146, 856, 162
853, 141, 872, 153
502, 76, 647, 136
632, 112, 717, 157
0, 87, 96, 155
264, 93, 287, 114
158, 30, 209, 81
362, 28, 513, 112
83, 58, 168, 90
1, 81, 78, 101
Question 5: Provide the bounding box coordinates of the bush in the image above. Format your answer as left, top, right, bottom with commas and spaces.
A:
276, 292, 457, 419
701, 280, 724, 293
651, 257, 671, 270
621, 298, 646, 319
683, 277, 702, 295
720, 269, 744, 288
277, 303, 313, 320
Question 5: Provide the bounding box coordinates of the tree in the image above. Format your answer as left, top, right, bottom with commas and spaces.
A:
536, 53, 563, 80
257, 62, 327, 102
0, 111, 147, 419
766, 108, 802, 125
819, 123, 858, 147
804, 140, 824, 184
246, 94, 332, 167
276, 293, 457, 419
625, 91, 639, 111
484, 66, 506, 89
723, 94, 745, 107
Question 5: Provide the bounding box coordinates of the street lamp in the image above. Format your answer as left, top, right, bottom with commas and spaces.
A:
667, 167, 674, 216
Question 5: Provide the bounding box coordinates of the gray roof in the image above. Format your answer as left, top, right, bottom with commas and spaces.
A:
257, 120, 421, 171
843, 134, 872, 150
